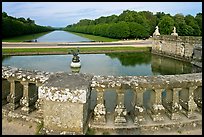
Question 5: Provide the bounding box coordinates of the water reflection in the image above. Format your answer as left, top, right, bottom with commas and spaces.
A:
105, 52, 151, 66
151, 54, 193, 75
2, 53, 198, 76
2, 55, 11, 61
37, 30, 92, 42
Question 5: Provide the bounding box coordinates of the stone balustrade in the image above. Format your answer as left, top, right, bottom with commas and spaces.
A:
2, 65, 202, 134
2, 66, 51, 114
91, 73, 202, 126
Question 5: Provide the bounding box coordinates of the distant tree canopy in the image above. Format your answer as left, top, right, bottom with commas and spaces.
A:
2, 12, 54, 38
64, 10, 202, 39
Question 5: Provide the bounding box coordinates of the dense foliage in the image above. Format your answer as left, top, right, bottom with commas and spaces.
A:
2, 12, 54, 38
64, 10, 202, 39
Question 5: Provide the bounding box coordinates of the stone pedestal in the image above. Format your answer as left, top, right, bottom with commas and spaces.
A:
39, 72, 92, 135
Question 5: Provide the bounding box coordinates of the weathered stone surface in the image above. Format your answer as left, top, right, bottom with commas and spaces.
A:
91, 73, 202, 90
39, 72, 93, 134
2, 65, 202, 134
39, 72, 93, 103
2, 66, 51, 85
152, 35, 202, 67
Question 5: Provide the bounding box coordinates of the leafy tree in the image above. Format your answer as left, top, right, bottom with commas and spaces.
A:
64, 10, 202, 38
2, 12, 54, 38
173, 14, 186, 35
2, 12, 8, 18
128, 22, 149, 39
158, 15, 174, 35
139, 11, 157, 34
155, 12, 166, 24
195, 13, 202, 35
185, 14, 201, 36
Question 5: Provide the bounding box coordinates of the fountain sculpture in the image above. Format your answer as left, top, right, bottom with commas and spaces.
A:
70, 48, 81, 73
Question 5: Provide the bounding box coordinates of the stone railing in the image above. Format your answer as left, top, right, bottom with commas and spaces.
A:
2, 66, 202, 134
90, 74, 202, 126
2, 66, 51, 115
152, 35, 202, 67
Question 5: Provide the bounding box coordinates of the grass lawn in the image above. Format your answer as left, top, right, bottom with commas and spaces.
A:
2, 47, 151, 55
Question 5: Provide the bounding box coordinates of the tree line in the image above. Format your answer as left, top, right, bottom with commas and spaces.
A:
64, 10, 202, 39
2, 12, 55, 38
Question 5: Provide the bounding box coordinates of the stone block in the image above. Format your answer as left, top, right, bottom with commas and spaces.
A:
39, 72, 93, 134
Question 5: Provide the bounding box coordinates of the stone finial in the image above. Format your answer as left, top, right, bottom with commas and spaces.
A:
171, 26, 178, 36
153, 26, 160, 36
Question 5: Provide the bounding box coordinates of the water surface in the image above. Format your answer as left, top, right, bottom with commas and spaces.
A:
2, 52, 195, 76
36, 30, 92, 42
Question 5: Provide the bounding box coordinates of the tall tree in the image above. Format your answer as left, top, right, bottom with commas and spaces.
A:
158, 15, 174, 35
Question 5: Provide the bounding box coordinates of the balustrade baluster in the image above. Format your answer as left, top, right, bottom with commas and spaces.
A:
2, 79, 10, 105
149, 88, 165, 122
20, 81, 38, 114
114, 88, 127, 125
179, 86, 198, 118
35, 83, 44, 118
133, 87, 146, 125
7, 79, 23, 110
93, 88, 106, 124
163, 88, 182, 120
194, 86, 202, 112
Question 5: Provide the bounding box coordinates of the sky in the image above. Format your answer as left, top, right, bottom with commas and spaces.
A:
2, 2, 202, 28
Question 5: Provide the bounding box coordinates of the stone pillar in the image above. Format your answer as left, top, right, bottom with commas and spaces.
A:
2, 79, 10, 105
114, 88, 127, 126
35, 83, 44, 119
7, 79, 23, 110
149, 89, 165, 121
179, 86, 198, 118
194, 86, 202, 111
93, 88, 106, 124
163, 88, 182, 120
39, 73, 92, 135
20, 81, 38, 114
133, 87, 145, 125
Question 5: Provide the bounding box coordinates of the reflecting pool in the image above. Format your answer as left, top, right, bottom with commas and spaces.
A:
2, 52, 197, 76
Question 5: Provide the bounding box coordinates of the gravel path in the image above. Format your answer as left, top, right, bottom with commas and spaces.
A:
2, 40, 152, 49
2, 118, 38, 135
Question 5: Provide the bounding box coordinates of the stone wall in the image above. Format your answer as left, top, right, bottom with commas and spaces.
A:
152, 35, 202, 67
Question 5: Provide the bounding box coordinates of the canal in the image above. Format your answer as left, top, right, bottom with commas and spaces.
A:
36, 30, 92, 42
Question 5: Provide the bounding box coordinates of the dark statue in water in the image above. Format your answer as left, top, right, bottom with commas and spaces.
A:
70, 48, 80, 63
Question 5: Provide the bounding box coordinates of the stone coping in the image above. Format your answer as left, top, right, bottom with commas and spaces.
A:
91, 73, 202, 89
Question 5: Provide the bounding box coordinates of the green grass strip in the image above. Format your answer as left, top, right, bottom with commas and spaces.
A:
2, 47, 151, 54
